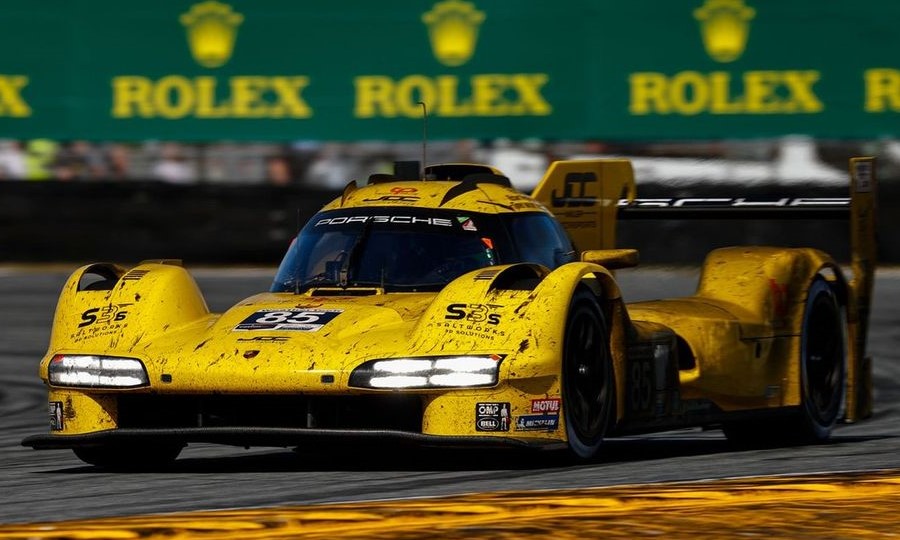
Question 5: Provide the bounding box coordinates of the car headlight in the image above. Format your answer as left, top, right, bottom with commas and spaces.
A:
48, 354, 149, 388
349, 355, 504, 389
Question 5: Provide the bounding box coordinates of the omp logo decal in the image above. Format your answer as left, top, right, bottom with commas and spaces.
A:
475, 402, 510, 432
422, 0, 485, 67
693, 0, 756, 63
180, 1, 244, 68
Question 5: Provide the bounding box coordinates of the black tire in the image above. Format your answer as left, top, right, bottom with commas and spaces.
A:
724, 277, 845, 446
73, 443, 183, 470
562, 289, 614, 459
795, 277, 845, 440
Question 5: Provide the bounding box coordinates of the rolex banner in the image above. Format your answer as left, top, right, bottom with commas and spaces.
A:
1, 0, 899, 141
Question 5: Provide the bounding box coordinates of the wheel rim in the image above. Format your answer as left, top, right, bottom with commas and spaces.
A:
804, 293, 843, 425
564, 304, 609, 445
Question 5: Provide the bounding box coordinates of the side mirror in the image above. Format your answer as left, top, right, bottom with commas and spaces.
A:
553, 248, 576, 267
580, 249, 639, 270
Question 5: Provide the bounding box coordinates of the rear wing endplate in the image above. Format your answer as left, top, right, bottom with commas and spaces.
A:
848, 157, 877, 420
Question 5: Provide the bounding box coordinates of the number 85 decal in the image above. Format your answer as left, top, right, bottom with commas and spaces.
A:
234, 309, 343, 331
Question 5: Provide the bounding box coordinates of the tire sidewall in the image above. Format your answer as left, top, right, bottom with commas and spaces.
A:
799, 278, 845, 440
562, 289, 612, 459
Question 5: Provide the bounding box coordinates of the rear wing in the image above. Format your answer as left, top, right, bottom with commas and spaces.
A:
531, 156, 878, 420
530, 159, 637, 254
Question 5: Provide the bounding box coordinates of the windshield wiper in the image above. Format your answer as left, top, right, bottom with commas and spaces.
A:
294, 272, 335, 292
339, 220, 373, 288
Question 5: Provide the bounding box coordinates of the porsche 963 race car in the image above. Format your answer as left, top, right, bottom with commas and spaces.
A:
23, 157, 878, 467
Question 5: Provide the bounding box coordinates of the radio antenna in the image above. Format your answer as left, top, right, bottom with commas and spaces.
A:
418, 101, 428, 179
294, 208, 301, 295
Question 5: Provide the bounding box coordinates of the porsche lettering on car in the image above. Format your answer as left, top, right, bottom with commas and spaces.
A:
23, 157, 877, 468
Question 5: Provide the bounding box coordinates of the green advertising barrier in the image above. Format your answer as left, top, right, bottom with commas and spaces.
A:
0, 0, 898, 141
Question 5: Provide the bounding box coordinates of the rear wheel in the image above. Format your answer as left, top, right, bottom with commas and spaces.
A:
73, 443, 183, 470
795, 277, 845, 440
724, 277, 844, 446
562, 289, 614, 459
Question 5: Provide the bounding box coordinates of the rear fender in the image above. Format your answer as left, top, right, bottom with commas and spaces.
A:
696, 246, 855, 413
696, 246, 841, 335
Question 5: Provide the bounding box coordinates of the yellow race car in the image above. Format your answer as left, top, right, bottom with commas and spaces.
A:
23, 157, 877, 467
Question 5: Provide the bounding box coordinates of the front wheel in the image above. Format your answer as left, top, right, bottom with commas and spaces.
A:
562, 289, 614, 459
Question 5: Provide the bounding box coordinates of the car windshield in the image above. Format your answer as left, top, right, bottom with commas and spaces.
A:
272, 208, 514, 293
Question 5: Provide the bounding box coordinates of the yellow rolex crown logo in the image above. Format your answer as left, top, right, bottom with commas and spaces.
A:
422, 0, 485, 67
180, 1, 244, 68
693, 0, 755, 63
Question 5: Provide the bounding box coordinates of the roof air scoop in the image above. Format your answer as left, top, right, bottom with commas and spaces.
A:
425, 164, 497, 181
393, 160, 421, 180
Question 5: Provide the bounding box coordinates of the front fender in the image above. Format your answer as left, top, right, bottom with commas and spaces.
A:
528, 262, 629, 424
408, 264, 551, 359
410, 262, 628, 425
41, 262, 210, 381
